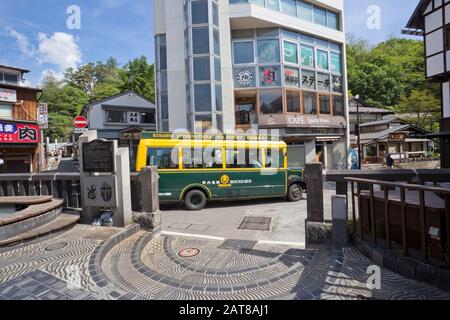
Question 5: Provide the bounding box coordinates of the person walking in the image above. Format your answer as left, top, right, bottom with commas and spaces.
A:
386, 154, 394, 170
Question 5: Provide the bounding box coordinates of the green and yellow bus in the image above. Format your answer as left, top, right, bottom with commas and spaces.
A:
136, 132, 305, 210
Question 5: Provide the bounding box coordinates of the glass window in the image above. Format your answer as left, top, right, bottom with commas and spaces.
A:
215, 57, 222, 81
232, 29, 255, 39
284, 67, 300, 87
233, 41, 254, 64
265, 0, 279, 11
333, 95, 344, 116
265, 148, 284, 168
216, 114, 223, 131
212, 1, 219, 26
316, 49, 329, 70
297, 1, 313, 22
331, 75, 343, 93
317, 73, 330, 92
141, 111, 156, 124
159, 46, 167, 70
226, 148, 262, 169
0, 104, 12, 119
300, 46, 314, 67
286, 91, 301, 113
257, 39, 280, 64
214, 28, 221, 55
147, 148, 179, 169
303, 91, 317, 114
191, 0, 209, 25
330, 52, 341, 74
257, 28, 280, 38
301, 69, 316, 90
259, 66, 281, 87
183, 147, 222, 169
215, 84, 223, 112
161, 94, 169, 119
160, 71, 168, 93
106, 110, 126, 123
3, 73, 18, 84
195, 114, 213, 132
319, 94, 331, 114
192, 27, 210, 54
194, 84, 212, 112
259, 89, 283, 114
281, 0, 297, 16
193, 57, 211, 81
327, 10, 339, 30
313, 6, 327, 26
235, 103, 256, 125
283, 41, 298, 64
234, 67, 257, 88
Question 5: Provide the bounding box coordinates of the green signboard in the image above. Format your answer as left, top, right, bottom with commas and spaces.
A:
316, 49, 329, 71
301, 46, 314, 67
283, 41, 298, 64
330, 52, 341, 74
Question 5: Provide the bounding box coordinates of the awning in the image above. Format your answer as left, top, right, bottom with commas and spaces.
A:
315, 136, 342, 142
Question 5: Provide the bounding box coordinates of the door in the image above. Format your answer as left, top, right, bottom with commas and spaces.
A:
235, 94, 257, 129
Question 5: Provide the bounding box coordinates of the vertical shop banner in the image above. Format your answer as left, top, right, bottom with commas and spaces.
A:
0, 123, 40, 143
38, 103, 49, 129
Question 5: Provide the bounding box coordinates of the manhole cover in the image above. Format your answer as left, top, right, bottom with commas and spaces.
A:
45, 242, 69, 251
178, 248, 200, 258
238, 216, 272, 231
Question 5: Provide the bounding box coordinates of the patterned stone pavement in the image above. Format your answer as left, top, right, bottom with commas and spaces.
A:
1, 225, 450, 300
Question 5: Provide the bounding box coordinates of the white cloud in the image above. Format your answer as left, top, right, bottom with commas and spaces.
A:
37, 32, 82, 72
6, 27, 36, 57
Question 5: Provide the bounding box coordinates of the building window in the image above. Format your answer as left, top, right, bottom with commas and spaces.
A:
259, 89, 283, 114
192, 27, 210, 54
265, 0, 279, 11
161, 94, 169, 119
319, 94, 331, 114
147, 148, 179, 169
216, 114, 223, 131
141, 111, 156, 124
300, 46, 314, 67
215, 57, 221, 81
215, 84, 223, 112
194, 84, 212, 112
214, 28, 221, 55
259, 66, 281, 87
317, 73, 330, 92
366, 145, 377, 157
234, 67, 257, 88
331, 75, 343, 93
301, 69, 316, 90
233, 41, 255, 64
333, 95, 344, 116
281, 0, 297, 17
212, 1, 219, 26
106, 110, 126, 123
327, 10, 339, 30
297, 1, 313, 22
445, 25, 450, 51
193, 57, 211, 81
283, 40, 298, 64
1, 73, 19, 84
191, 0, 209, 25
286, 90, 301, 113
0, 104, 12, 119
316, 49, 329, 71
330, 52, 341, 74
284, 67, 300, 87
195, 114, 213, 132
303, 91, 317, 114
235, 103, 256, 125
257, 39, 280, 64
313, 6, 327, 26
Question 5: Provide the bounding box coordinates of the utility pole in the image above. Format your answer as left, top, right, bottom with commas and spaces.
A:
355, 95, 362, 170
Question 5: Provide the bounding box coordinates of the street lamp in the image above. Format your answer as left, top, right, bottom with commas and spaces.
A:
354, 95, 362, 170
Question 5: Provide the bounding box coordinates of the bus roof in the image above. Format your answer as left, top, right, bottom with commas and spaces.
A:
141, 131, 284, 142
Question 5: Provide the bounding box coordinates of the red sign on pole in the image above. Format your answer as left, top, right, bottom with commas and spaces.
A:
73, 116, 88, 129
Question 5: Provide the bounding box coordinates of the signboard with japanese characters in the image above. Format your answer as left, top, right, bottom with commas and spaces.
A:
128, 112, 140, 124
301, 69, 316, 90
389, 133, 406, 142
82, 139, 115, 173
284, 67, 300, 87
259, 66, 280, 87
0, 88, 17, 103
38, 103, 48, 129
0, 122, 40, 143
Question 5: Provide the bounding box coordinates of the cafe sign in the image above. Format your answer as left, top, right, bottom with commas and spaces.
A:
0, 88, 17, 103
259, 114, 347, 129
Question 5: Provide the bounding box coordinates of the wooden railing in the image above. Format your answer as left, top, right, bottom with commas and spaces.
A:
345, 177, 450, 267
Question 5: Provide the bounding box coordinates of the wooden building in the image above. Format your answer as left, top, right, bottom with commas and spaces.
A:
0, 65, 42, 173
404, 0, 450, 168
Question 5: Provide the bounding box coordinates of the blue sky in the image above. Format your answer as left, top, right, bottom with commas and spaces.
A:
0, 0, 420, 86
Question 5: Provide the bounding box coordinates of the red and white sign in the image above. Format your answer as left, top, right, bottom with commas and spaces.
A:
73, 116, 88, 129
0, 122, 40, 144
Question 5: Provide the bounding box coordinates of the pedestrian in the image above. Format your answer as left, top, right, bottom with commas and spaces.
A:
386, 154, 394, 170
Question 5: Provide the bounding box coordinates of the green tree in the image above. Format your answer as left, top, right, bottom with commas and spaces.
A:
120, 56, 155, 102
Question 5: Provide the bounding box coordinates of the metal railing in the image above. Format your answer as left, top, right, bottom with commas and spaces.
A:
345, 177, 450, 266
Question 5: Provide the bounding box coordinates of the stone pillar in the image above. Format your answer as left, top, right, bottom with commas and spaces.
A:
79, 130, 98, 224
305, 162, 331, 244
332, 195, 348, 247
306, 163, 324, 222
114, 147, 133, 227
133, 166, 161, 233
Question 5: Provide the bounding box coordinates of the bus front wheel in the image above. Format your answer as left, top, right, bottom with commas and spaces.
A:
184, 189, 207, 210
288, 184, 303, 202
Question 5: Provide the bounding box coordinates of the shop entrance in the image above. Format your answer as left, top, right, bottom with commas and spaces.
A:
235, 91, 257, 130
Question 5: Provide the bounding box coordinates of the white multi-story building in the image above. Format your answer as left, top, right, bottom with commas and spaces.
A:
154, 0, 348, 169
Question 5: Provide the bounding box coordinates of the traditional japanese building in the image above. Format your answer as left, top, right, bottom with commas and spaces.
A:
154, 0, 349, 169
0, 65, 42, 173
404, 0, 450, 168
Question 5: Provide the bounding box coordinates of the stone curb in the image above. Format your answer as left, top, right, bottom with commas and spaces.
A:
354, 236, 450, 292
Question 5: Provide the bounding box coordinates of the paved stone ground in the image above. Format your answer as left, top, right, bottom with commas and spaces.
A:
1, 225, 450, 300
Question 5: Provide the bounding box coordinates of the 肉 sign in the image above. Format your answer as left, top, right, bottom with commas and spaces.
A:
0, 122, 40, 143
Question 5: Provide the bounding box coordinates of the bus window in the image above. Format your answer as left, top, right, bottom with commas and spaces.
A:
226, 148, 262, 168
183, 148, 222, 169
147, 148, 179, 169
265, 148, 284, 168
